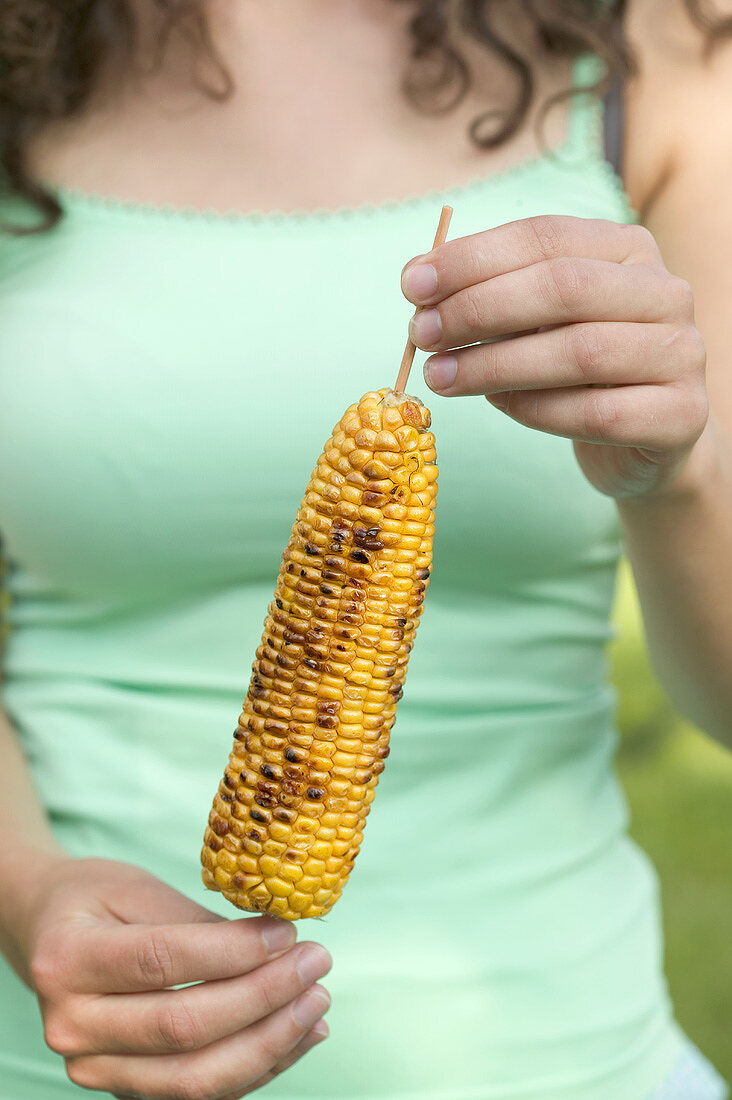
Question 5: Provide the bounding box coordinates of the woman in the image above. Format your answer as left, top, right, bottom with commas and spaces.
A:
0, 1, 729, 1097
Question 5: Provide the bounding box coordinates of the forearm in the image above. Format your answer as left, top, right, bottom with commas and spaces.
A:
0, 700, 68, 978
617, 415, 732, 744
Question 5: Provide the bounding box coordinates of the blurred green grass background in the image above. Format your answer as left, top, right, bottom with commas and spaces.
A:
611, 560, 732, 1081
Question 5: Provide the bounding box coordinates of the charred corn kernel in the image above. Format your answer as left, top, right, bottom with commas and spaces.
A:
201, 389, 437, 919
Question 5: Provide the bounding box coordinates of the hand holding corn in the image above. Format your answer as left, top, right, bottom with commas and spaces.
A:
202, 207, 451, 920
19, 859, 332, 1097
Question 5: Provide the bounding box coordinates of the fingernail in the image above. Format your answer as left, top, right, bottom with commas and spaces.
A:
424, 354, 457, 392
296, 943, 333, 987
261, 919, 296, 955
401, 262, 438, 302
293, 985, 331, 1028
487, 392, 509, 410
409, 308, 442, 349
401, 253, 427, 276
313, 1020, 330, 1039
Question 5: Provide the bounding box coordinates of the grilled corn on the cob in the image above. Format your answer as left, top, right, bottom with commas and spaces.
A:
201, 388, 437, 919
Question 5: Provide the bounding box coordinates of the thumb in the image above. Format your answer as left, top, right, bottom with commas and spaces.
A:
88, 860, 228, 926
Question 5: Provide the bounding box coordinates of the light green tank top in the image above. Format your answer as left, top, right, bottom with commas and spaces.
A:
0, 55, 688, 1099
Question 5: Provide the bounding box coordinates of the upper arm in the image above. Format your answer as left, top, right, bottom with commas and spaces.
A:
626, 0, 732, 422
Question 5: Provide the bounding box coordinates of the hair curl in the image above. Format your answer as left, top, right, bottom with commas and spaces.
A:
1, 0, 730, 230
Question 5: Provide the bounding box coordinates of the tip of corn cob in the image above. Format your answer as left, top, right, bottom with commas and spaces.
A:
201, 387, 437, 919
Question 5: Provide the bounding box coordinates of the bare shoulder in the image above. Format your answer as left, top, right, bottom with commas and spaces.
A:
624, 0, 732, 215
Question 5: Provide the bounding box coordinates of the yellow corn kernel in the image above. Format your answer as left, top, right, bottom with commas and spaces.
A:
266, 877, 295, 899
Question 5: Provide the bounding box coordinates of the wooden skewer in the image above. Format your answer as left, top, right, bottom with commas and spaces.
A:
394, 204, 454, 394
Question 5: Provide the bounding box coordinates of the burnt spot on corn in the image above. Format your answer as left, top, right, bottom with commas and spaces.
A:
353, 524, 385, 552
264, 719, 288, 734
331, 520, 349, 548
202, 388, 437, 921
254, 793, 277, 809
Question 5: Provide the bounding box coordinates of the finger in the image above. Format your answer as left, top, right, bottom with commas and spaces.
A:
401, 215, 662, 305
423, 322, 701, 397
408, 260, 690, 352
66, 984, 331, 1100
239, 1022, 329, 1096
74, 915, 297, 993
485, 382, 707, 449
81, 941, 332, 1054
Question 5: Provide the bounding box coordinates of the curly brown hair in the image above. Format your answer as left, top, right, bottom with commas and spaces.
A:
1, 0, 730, 231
